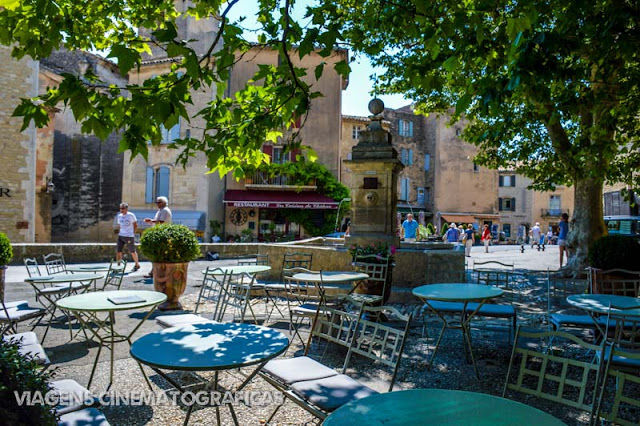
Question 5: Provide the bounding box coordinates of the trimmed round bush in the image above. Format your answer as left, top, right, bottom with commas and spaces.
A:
0, 233, 12, 266
139, 224, 201, 263
588, 235, 640, 270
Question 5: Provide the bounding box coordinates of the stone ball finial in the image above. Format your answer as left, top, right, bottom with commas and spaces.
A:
368, 98, 384, 115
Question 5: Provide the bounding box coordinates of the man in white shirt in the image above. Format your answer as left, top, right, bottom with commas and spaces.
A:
115, 202, 141, 271
143, 196, 172, 278
530, 222, 542, 249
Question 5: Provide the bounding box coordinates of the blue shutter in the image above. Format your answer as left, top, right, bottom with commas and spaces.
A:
408, 149, 413, 165
398, 120, 404, 136
424, 154, 430, 171
145, 167, 154, 203
169, 118, 180, 142
156, 166, 170, 198
401, 149, 407, 164
409, 121, 414, 137
160, 124, 169, 143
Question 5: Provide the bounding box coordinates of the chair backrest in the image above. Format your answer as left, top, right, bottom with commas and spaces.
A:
195, 267, 230, 317
283, 252, 313, 269
24, 258, 42, 278
352, 255, 389, 283
596, 346, 640, 425
43, 253, 66, 275
503, 327, 607, 418
473, 261, 514, 288
223, 272, 257, 322
238, 254, 269, 266
102, 260, 127, 290
283, 267, 323, 304
343, 304, 412, 392
590, 269, 640, 297
305, 303, 362, 355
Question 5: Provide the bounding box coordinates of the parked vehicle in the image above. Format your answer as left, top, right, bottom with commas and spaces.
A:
603, 215, 640, 239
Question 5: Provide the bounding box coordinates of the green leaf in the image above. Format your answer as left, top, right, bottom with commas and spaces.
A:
333, 60, 351, 78
152, 22, 178, 42
107, 44, 140, 75
442, 56, 459, 72
314, 63, 325, 80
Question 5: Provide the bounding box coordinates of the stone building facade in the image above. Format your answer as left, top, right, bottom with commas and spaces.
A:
0, 45, 44, 243
498, 169, 575, 241
341, 105, 499, 232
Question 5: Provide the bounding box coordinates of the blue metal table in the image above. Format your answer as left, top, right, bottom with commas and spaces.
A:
413, 283, 503, 378
323, 389, 566, 425
567, 294, 640, 344
130, 322, 289, 425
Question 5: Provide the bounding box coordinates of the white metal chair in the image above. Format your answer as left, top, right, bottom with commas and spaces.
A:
100, 260, 127, 291
43, 253, 67, 275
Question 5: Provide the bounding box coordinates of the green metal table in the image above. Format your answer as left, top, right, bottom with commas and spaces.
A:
323, 389, 566, 425
130, 322, 289, 425
25, 273, 104, 340
56, 290, 166, 390
413, 283, 503, 379
567, 294, 640, 344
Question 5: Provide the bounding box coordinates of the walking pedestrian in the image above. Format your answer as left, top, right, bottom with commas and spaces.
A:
445, 223, 460, 243
464, 224, 475, 257
558, 213, 570, 268
143, 196, 172, 278
481, 224, 491, 253
530, 222, 542, 249
115, 202, 141, 272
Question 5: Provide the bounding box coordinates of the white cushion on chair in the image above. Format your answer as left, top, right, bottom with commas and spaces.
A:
263, 356, 338, 384
0, 304, 44, 321
18, 343, 50, 365
3, 331, 39, 346
290, 374, 378, 412
3, 300, 29, 308
51, 379, 99, 411
155, 314, 216, 328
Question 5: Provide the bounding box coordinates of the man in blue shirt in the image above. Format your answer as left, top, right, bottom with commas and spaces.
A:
402, 213, 419, 242
445, 223, 460, 242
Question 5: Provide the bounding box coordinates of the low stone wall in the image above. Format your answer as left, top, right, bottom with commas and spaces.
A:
11, 243, 464, 303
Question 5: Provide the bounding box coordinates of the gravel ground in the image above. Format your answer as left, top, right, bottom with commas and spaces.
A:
43, 270, 607, 425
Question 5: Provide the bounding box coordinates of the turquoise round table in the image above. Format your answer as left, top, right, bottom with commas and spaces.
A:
202, 265, 271, 275
291, 271, 369, 283
413, 284, 504, 379
567, 294, 640, 343
131, 322, 289, 425
323, 389, 566, 425
25, 272, 105, 284
56, 290, 167, 390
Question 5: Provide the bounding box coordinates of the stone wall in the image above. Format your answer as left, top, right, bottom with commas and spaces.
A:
10, 243, 463, 302
0, 46, 39, 242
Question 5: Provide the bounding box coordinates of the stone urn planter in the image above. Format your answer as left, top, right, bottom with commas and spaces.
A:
152, 262, 190, 310
140, 224, 201, 311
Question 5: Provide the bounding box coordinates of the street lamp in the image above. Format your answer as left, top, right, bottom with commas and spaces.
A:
335, 198, 351, 232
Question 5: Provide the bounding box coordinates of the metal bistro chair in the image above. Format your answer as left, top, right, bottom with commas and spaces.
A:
595, 345, 640, 425
259, 302, 412, 423
43, 253, 67, 275
23, 258, 76, 341
349, 254, 390, 311
1, 270, 46, 337
238, 253, 269, 266
223, 271, 259, 324
260, 254, 314, 323
503, 326, 609, 425
100, 260, 127, 291
282, 267, 325, 349
283, 252, 313, 269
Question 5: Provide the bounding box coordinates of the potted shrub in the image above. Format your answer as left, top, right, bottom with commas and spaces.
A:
140, 224, 201, 310
0, 232, 13, 303
0, 338, 58, 425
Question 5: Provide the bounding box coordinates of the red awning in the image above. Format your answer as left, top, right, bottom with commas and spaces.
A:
223, 190, 339, 209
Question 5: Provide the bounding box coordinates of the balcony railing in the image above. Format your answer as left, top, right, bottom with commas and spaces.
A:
541, 208, 570, 217
245, 171, 317, 190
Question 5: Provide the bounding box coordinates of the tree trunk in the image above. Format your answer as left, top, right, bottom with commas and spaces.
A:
565, 177, 607, 274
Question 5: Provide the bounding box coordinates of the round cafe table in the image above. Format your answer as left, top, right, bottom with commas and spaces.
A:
131, 322, 289, 425
56, 290, 166, 390
65, 263, 125, 273
323, 389, 566, 425
567, 294, 640, 343
413, 284, 503, 379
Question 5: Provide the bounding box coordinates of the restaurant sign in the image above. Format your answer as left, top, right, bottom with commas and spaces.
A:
227, 201, 337, 209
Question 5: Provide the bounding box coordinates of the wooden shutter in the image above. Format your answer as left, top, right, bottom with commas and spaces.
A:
512, 175, 516, 187
398, 119, 404, 135
408, 149, 414, 165
409, 121, 414, 137
499, 176, 504, 187
511, 198, 516, 211
145, 167, 154, 203
262, 144, 273, 159
498, 197, 503, 211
